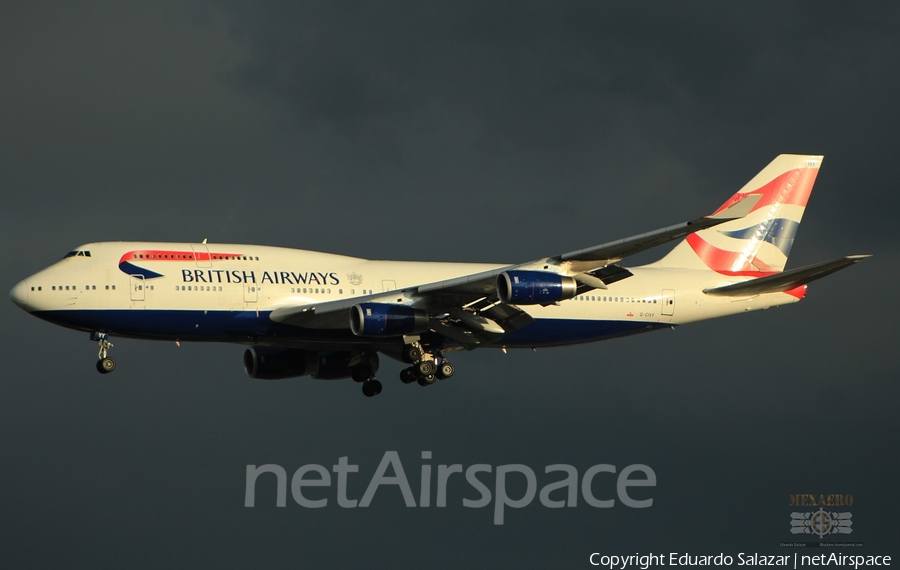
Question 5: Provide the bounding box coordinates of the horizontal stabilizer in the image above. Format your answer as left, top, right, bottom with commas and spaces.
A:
703, 255, 870, 297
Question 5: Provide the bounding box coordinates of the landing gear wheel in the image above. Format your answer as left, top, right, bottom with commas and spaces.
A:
96, 357, 116, 374
362, 379, 383, 397
351, 364, 373, 383
403, 345, 422, 363
399, 367, 417, 384
436, 362, 455, 380
417, 360, 436, 377
417, 374, 436, 386
93, 333, 115, 373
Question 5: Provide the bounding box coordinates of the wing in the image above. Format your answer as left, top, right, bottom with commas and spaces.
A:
270, 196, 760, 346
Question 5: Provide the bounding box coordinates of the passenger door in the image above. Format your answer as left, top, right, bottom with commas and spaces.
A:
661, 289, 675, 316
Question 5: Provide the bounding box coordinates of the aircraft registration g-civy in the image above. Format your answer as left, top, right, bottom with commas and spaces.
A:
10, 154, 868, 397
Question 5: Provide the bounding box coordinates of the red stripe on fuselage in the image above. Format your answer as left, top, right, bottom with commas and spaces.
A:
118, 250, 244, 265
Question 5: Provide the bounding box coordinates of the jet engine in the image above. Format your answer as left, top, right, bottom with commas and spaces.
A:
350, 303, 429, 336
496, 270, 578, 305
243, 347, 379, 380
243, 347, 318, 380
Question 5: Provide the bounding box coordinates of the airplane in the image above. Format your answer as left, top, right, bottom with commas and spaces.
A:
9, 154, 869, 397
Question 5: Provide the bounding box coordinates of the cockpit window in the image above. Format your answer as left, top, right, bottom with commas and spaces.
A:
63, 250, 91, 259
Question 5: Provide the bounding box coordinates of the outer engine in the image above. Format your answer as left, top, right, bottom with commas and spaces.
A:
350, 302, 429, 336
243, 347, 378, 380
496, 270, 578, 305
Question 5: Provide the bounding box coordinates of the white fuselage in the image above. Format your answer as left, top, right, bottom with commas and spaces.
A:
11, 241, 801, 349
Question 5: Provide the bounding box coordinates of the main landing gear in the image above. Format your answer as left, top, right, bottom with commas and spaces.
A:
399, 341, 455, 388
92, 332, 116, 374
350, 351, 382, 398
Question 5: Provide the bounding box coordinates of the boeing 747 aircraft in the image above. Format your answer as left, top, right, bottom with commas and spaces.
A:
10, 155, 868, 397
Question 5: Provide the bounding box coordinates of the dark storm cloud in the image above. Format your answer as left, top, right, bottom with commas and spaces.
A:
2, 2, 898, 568
204, 1, 900, 257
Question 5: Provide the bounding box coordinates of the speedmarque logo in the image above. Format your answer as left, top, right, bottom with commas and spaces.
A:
245, 451, 655, 524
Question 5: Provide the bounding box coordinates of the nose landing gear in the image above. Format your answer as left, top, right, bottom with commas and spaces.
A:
92, 332, 116, 374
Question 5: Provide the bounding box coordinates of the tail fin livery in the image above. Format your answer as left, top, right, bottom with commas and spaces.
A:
654, 154, 823, 275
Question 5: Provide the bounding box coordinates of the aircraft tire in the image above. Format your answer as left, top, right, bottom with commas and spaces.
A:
436, 362, 454, 380
417, 360, 436, 377
362, 379, 383, 397
399, 367, 417, 384
96, 358, 116, 374
403, 345, 422, 363
351, 364, 372, 383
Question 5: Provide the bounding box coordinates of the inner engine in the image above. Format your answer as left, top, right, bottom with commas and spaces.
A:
349, 302, 429, 336
496, 270, 578, 305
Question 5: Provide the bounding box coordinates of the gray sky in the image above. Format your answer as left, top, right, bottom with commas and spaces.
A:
2, 2, 898, 567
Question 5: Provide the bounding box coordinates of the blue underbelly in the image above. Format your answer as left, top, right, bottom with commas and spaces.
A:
32, 309, 667, 347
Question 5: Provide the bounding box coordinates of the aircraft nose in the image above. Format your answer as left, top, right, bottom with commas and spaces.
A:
10, 279, 30, 311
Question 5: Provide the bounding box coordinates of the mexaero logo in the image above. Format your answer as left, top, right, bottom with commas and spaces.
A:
118, 249, 244, 279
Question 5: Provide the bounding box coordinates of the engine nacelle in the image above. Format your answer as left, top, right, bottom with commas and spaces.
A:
496, 270, 578, 305
243, 347, 380, 381
243, 347, 318, 380
350, 303, 429, 336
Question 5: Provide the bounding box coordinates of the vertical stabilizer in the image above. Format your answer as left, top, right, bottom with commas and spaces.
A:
652, 154, 823, 275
